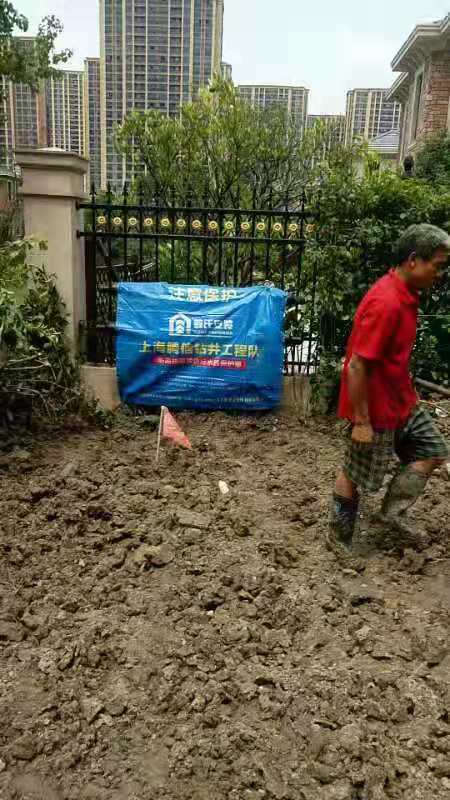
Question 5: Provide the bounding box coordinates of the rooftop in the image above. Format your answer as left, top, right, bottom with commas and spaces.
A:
386, 73, 410, 103
391, 14, 450, 73
347, 88, 392, 94
367, 129, 400, 155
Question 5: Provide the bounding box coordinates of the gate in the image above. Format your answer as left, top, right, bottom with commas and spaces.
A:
77, 185, 320, 375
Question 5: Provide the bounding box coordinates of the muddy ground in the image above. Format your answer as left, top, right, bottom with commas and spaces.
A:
0, 409, 449, 800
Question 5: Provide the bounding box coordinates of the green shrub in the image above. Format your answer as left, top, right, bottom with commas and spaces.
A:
0, 237, 91, 419
305, 168, 450, 386
415, 133, 450, 189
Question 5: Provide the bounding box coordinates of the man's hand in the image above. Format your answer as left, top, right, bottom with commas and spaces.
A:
352, 422, 374, 444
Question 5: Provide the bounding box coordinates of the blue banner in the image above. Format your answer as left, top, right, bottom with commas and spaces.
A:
116, 283, 287, 410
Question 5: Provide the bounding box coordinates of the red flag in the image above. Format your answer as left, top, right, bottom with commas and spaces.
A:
161, 407, 192, 450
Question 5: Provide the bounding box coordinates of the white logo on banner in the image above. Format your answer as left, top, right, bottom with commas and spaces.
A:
169, 313, 192, 336
168, 313, 234, 337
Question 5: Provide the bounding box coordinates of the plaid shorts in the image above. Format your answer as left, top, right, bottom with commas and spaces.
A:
343, 406, 450, 492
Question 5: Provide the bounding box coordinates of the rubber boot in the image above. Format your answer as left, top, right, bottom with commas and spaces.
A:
380, 466, 430, 550
326, 493, 359, 558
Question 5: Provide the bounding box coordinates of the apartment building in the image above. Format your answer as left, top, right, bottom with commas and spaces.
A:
0, 38, 47, 168
84, 58, 102, 189
100, 0, 224, 186
307, 114, 346, 144
46, 71, 85, 155
238, 85, 309, 132
345, 88, 401, 145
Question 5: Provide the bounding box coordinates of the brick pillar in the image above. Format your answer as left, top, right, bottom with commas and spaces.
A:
421, 52, 450, 139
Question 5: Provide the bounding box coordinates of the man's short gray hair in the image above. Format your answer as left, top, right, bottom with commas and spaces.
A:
397, 224, 450, 264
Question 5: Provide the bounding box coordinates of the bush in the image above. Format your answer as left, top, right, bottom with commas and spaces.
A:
306, 167, 450, 386
415, 133, 450, 189
0, 237, 91, 420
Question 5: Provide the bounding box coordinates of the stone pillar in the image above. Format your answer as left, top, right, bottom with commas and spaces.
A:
15, 147, 89, 348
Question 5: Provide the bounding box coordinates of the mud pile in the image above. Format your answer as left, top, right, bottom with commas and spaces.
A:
0, 412, 449, 799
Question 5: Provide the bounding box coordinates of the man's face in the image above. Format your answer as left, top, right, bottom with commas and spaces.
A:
408, 248, 449, 290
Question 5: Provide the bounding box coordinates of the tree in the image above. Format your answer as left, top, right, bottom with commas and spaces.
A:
0, 0, 71, 100
115, 77, 355, 207
306, 166, 450, 387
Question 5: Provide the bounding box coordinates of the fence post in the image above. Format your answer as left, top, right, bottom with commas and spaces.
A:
15, 147, 89, 351
84, 237, 98, 362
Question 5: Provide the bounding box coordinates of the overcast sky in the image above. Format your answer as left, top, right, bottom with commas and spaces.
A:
18, 0, 450, 114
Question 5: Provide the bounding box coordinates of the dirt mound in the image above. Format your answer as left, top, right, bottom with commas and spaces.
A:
0, 411, 449, 799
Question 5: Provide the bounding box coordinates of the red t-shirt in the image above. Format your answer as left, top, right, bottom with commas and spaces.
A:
338, 270, 419, 430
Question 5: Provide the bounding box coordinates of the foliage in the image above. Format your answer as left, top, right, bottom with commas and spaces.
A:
0, 0, 71, 100
310, 352, 343, 414
415, 133, 450, 188
115, 77, 358, 207
306, 166, 450, 385
0, 237, 92, 419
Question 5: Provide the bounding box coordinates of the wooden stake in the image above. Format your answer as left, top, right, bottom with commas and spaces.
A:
155, 406, 165, 463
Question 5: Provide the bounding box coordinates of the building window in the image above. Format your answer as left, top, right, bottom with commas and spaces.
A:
411, 70, 424, 143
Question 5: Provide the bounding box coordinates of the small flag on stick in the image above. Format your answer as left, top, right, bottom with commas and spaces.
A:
156, 406, 192, 462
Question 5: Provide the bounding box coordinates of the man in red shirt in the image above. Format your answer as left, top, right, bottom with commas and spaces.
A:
328, 224, 450, 559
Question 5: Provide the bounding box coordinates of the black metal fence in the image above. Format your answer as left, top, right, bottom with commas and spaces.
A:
77, 185, 320, 374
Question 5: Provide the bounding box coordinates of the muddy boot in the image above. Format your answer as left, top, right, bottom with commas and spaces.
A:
326, 494, 359, 559
380, 467, 430, 551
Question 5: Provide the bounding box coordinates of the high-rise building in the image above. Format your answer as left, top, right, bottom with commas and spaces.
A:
221, 62, 233, 81
238, 85, 309, 132
345, 89, 401, 145
12, 80, 47, 150
46, 71, 85, 155
0, 38, 47, 168
100, 0, 224, 187
307, 114, 346, 145
84, 58, 102, 189
0, 38, 87, 170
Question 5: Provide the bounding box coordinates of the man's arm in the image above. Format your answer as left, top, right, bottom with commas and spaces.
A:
347, 354, 374, 443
